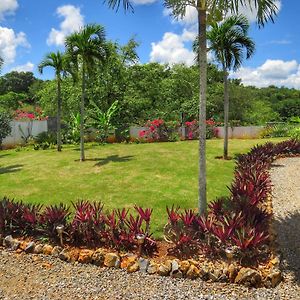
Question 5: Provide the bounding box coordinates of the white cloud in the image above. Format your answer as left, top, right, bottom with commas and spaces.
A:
0, 0, 18, 20
228, 0, 281, 23
11, 61, 34, 72
150, 30, 196, 66
47, 5, 84, 46
163, 6, 198, 26
231, 59, 300, 89
0, 26, 30, 64
132, 0, 157, 4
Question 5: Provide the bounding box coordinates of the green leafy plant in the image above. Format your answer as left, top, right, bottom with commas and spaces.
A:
88, 100, 119, 143
0, 112, 12, 147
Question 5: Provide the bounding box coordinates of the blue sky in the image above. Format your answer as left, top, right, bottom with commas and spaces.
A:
0, 0, 299, 88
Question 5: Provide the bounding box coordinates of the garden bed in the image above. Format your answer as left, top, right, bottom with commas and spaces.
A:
1, 139, 299, 288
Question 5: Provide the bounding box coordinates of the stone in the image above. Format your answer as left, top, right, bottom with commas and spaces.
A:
171, 269, 183, 278
265, 270, 282, 288
235, 267, 262, 287
127, 262, 139, 273
19, 241, 28, 251
51, 246, 63, 257
42, 244, 53, 255
228, 264, 239, 282
179, 260, 190, 274
199, 266, 210, 281
69, 249, 80, 262
208, 271, 218, 282
92, 248, 106, 266
33, 244, 43, 254
188, 259, 199, 267
269, 257, 280, 269
24, 241, 35, 253
104, 253, 120, 268
78, 249, 94, 264
120, 255, 138, 269
171, 260, 180, 272
3, 235, 14, 247
59, 249, 70, 262
186, 265, 200, 279
218, 273, 229, 283
157, 260, 172, 276
138, 258, 149, 273
3, 235, 20, 250
147, 262, 158, 274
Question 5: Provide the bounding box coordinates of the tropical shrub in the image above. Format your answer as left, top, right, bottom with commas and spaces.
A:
14, 106, 48, 121
185, 119, 218, 140
33, 131, 57, 150
139, 119, 170, 142
0, 112, 11, 146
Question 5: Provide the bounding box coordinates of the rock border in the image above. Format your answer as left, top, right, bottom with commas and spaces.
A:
0, 233, 282, 288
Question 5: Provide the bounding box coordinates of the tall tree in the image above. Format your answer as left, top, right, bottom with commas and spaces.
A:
38, 51, 67, 152
207, 15, 255, 159
65, 24, 107, 161
105, 0, 278, 214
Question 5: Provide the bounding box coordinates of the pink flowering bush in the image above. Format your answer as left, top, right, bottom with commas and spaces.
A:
185, 119, 219, 140
14, 106, 48, 121
139, 119, 172, 142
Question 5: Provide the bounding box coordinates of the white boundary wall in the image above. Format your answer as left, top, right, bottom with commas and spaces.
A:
130, 126, 264, 139
215, 126, 264, 139
2, 120, 48, 146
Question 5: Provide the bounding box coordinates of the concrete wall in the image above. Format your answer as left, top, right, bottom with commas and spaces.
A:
130, 126, 264, 140
2, 120, 48, 146
215, 126, 264, 139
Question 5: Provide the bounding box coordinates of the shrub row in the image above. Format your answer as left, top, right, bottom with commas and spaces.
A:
165, 139, 300, 260
0, 200, 157, 255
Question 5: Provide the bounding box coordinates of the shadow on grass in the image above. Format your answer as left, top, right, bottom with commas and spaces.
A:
75, 155, 134, 167
0, 164, 23, 175
0, 153, 10, 158
273, 210, 300, 283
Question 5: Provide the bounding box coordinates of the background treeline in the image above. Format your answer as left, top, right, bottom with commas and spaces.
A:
0, 39, 299, 129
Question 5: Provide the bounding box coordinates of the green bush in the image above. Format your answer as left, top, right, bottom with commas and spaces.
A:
0, 112, 12, 146
288, 127, 300, 140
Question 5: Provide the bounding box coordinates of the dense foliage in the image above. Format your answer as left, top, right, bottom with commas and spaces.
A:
0, 41, 299, 136
0, 112, 12, 146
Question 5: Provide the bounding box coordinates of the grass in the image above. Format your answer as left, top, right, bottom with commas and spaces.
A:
0, 138, 285, 237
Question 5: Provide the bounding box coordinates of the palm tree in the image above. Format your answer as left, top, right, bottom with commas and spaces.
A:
38, 51, 67, 152
65, 24, 107, 162
207, 15, 255, 159
105, 0, 278, 214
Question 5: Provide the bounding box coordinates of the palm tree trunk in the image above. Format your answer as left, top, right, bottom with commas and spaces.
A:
223, 67, 229, 159
198, 7, 207, 214
57, 75, 62, 152
80, 62, 86, 162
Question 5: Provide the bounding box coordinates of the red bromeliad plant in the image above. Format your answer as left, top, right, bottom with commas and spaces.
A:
21, 203, 43, 234
40, 203, 70, 239
71, 200, 106, 246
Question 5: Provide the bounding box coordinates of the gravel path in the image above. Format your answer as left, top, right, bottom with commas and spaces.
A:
270, 157, 300, 298
0, 157, 299, 300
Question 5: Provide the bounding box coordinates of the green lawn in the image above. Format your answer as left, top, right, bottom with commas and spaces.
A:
0, 138, 285, 237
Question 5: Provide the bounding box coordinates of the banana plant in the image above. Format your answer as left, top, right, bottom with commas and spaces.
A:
88, 100, 119, 143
